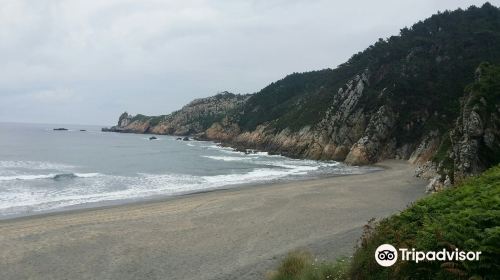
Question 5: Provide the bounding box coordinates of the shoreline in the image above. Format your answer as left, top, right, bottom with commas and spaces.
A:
0, 160, 427, 280
0, 165, 382, 222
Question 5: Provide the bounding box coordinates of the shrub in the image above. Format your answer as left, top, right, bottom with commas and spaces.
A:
267, 250, 350, 280
270, 165, 500, 279
349, 164, 500, 279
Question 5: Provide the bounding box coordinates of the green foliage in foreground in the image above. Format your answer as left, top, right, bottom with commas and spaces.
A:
350, 165, 500, 279
267, 251, 349, 280
270, 165, 500, 280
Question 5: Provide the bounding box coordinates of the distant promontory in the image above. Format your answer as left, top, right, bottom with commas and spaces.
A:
103, 4, 500, 190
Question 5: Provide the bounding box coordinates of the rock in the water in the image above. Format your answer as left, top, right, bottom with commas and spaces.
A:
182, 137, 190, 141
149, 136, 158, 140
53, 128, 68, 131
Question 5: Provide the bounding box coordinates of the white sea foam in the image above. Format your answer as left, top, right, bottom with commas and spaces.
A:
0, 160, 75, 170
0, 161, 374, 217
0, 174, 55, 181
202, 144, 239, 153
0, 165, 309, 215
203, 155, 255, 161
0, 173, 202, 214
0, 172, 101, 181
202, 168, 290, 185
0, 141, 372, 218
74, 172, 100, 178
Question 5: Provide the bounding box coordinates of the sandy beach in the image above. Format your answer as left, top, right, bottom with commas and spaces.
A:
0, 160, 426, 280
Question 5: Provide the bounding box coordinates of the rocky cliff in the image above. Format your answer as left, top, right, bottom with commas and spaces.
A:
104, 92, 249, 135
420, 63, 500, 191
104, 3, 500, 189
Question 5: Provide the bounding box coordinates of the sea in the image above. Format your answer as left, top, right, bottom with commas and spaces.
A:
0, 122, 378, 219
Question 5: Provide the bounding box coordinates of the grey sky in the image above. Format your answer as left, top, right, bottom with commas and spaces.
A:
0, 0, 497, 125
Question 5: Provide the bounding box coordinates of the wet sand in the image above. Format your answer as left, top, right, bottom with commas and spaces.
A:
0, 160, 426, 280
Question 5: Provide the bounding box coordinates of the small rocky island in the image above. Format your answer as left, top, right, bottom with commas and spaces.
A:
53, 128, 68, 131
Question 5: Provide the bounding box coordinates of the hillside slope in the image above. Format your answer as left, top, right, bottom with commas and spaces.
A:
268, 164, 500, 280
104, 3, 500, 187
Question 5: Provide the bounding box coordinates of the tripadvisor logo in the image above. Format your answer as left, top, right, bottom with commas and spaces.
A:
374, 244, 481, 267
375, 244, 398, 267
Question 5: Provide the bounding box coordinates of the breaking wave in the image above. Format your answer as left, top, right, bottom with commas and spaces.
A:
0, 141, 378, 218
0, 173, 100, 181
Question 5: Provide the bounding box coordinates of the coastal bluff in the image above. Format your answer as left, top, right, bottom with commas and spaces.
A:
103, 4, 500, 190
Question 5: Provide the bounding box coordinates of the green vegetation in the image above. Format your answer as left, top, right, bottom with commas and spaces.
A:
350, 164, 500, 279
123, 92, 248, 134
270, 165, 500, 279
267, 251, 350, 280
129, 114, 166, 127
237, 3, 500, 144
238, 69, 358, 131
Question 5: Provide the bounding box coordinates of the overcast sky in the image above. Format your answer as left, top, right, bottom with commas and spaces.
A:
0, 0, 498, 125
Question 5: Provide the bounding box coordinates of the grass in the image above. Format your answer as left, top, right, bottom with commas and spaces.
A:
269, 165, 500, 280
267, 251, 350, 280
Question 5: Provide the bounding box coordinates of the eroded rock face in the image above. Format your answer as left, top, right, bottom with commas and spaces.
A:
229, 70, 400, 166
213, 71, 375, 161
154, 92, 248, 135
104, 63, 499, 190
103, 113, 150, 133
103, 92, 248, 135
409, 130, 440, 165
317, 71, 370, 160
118, 112, 131, 127
450, 77, 500, 180
123, 120, 150, 133
415, 64, 500, 190
204, 117, 241, 141
345, 105, 397, 165
103, 70, 411, 168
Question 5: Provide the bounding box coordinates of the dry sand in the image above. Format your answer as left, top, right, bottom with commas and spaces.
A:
0, 160, 427, 280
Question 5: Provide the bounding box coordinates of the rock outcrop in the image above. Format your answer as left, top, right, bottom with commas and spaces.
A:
102, 92, 249, 135
451, 68, 500, 179
103, 4, 500, 190
453, 65, 498, 180
419, 63, 500, 191
104, 63, 499, 191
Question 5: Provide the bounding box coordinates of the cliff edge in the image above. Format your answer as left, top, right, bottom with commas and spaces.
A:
103, 4, 500, 189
